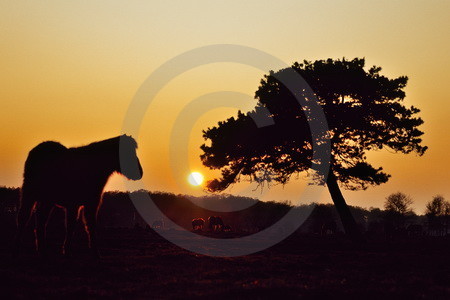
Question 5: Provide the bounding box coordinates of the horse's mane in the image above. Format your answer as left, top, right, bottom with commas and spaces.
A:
70, 135, 138, 153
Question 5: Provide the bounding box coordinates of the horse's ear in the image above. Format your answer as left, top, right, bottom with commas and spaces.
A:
122, 134, 138, 149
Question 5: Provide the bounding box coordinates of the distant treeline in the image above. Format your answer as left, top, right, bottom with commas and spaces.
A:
0, 187, 447, 239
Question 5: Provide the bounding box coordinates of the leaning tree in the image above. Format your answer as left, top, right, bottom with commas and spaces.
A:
200, 58, 427, 241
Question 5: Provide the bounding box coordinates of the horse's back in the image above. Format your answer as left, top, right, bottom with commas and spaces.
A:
28, 141, 67, 156
24, 141, 67, 174
23, 141, 68, 194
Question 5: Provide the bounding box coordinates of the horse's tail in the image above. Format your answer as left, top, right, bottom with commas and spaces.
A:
13, 141, 67, 257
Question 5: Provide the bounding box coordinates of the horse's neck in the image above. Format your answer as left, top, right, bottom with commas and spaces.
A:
70, 147, 118, 181
94, 153, 117, 179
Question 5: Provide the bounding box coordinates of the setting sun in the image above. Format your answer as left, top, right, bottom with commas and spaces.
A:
188, 172, 204, 186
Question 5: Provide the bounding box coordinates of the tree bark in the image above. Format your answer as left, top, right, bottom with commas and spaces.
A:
326, 171, 365, 243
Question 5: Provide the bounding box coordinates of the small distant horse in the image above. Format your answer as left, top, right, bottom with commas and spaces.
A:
223, 224, 232, 232
192, 218, 205, 231
152, 220, 164, 229
208, 216, 224, 232
14, 135, 143, 258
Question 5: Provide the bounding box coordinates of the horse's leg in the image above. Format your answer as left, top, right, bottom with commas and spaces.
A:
63, 207, 78, 257
83, 206, 100, 258
35, 202, 53, 257
13, 197, 36, 257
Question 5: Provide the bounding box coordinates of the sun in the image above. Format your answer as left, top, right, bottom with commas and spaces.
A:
188, 172, 204, 186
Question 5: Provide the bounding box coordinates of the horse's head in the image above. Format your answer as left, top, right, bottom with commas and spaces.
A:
118, 135, 143, 180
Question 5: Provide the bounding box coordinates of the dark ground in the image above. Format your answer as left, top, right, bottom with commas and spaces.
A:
1, 229, 449, 299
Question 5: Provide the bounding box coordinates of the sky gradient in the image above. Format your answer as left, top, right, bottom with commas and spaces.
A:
1, 1, 449, 213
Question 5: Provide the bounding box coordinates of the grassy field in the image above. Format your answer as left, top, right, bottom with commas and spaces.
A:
1, 229, 450, 299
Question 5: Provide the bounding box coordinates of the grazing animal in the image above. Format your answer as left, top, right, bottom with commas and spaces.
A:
208, 216, 224, 232
192, 218, 205, 231
14, 135, 143, 258
152, 220, 164, 229
223, 224, 232, 232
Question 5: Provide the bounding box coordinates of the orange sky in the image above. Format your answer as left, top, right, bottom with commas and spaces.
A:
1, 1, 449, 213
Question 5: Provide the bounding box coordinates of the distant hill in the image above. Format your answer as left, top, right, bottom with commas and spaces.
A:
0, 187, 427, 239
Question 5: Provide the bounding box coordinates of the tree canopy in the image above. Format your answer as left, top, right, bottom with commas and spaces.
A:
384, 192, 414, 216
201, 58, 426, 191
425, 195, 449, 217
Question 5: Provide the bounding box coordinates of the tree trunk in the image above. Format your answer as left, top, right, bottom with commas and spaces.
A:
326, 171, 365, 243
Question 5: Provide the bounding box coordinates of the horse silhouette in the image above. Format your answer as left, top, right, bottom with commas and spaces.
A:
152, 220, 164, 229
208, 216, 224, 232
192, 218, 205, 231
14, 135, 143, 258
223, 224, 232, 232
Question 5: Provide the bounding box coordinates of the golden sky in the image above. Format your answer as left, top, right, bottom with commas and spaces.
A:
1, 1, 449, 213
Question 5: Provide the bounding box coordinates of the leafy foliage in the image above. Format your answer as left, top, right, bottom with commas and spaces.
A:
384, 192, 414, 216
201, 58, 427, 191
425, 195, 450, 217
